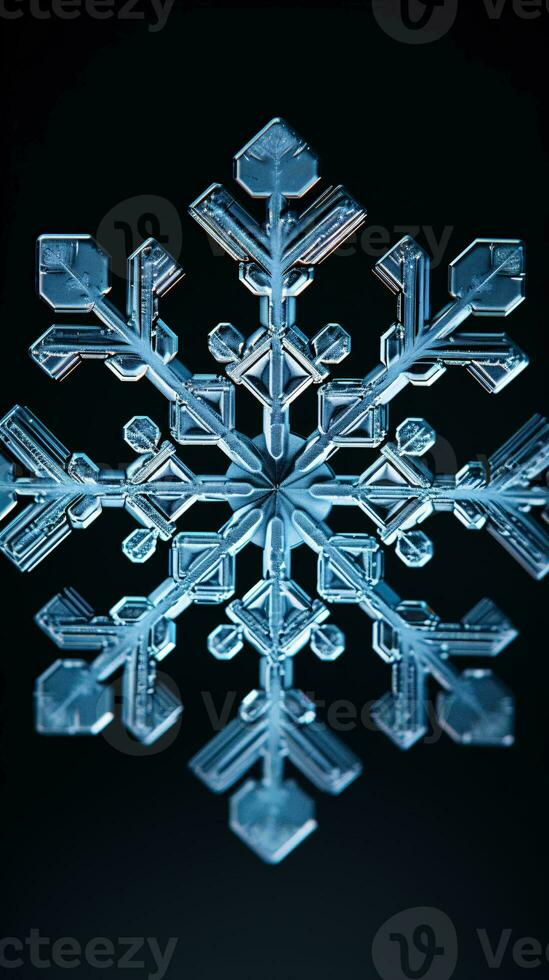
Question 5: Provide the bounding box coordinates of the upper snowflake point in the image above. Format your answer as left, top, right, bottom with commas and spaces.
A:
235, 118, 319, 199
449, 239, 526, 316
37, 234, 110, 311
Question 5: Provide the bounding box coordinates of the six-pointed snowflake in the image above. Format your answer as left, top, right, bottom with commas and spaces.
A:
0, 119, 547, 863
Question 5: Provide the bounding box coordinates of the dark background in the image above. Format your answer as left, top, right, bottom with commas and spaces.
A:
0, 2, 547, 977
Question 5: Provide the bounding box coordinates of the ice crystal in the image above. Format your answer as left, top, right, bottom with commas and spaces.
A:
1, 119, 547, 863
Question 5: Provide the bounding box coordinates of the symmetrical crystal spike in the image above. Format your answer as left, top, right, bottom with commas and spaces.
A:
311, 415, 549, 578
1, 119, 546, 862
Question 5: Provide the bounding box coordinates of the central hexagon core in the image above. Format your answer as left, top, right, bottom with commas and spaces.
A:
226, 433, 334, 547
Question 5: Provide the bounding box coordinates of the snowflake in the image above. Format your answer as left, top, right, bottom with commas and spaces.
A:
0, 119, 547, 864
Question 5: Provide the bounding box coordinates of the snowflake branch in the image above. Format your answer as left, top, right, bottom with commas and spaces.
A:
0, 405, 254, 570
295, 237, 528, 473
34, 508, 262, 745
310, 415, 549, 578
30, 236, 265, 475
292, 508, 517, 749
191, 118, 365, 462
189, 514, 361, 861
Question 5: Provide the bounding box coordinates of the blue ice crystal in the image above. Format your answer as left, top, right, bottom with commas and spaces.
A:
1, 119, 547, 862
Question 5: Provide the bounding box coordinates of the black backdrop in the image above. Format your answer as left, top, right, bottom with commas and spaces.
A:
1, 3, 547, 978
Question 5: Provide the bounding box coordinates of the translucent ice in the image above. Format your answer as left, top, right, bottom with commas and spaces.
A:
1, 120, 546, 862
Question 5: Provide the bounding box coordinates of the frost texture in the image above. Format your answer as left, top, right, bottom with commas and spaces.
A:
1, 119, 547, 863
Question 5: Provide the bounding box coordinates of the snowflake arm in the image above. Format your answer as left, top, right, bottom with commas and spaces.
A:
310, 414, 549, 578
293, 509, 517, 750
0, 406, 254, 569
35, 508, 262, 743
190, 118, 365, 461
30, 237, 264, 474
190, 515, 361, 863
295, 236, 528, 473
